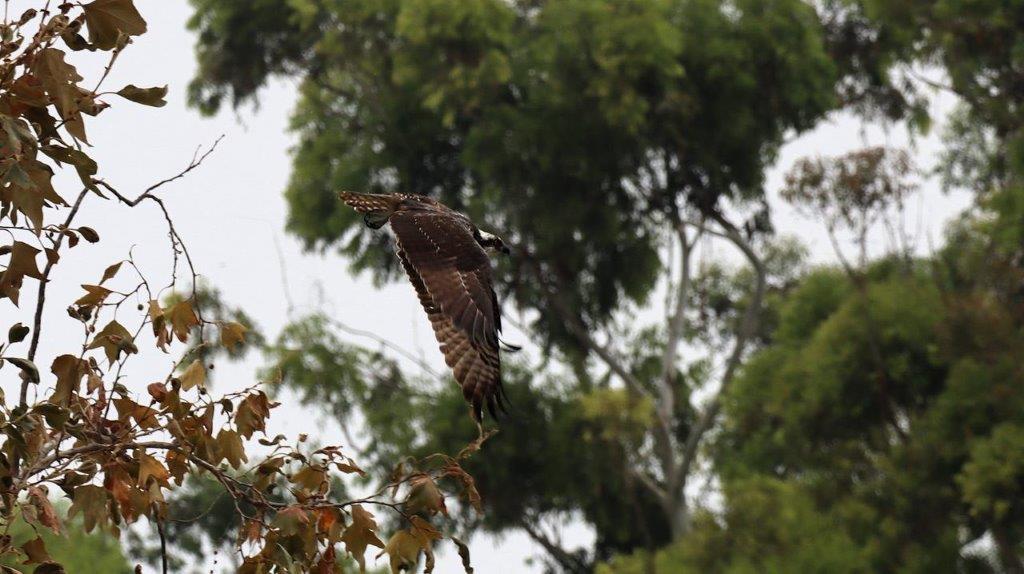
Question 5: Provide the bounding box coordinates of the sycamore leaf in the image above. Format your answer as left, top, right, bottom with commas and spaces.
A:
31, 49, 87, 143
1, 241, 44, 305
20, 537, 50, 565
74, 284, 112, 307
77, 227, 99, 243
341, 505, 384, 572
82, 0, 147, 50
146, 382, 167, 402
167, 299, 199, 342
178, 359, 206, 391
405, 474, 446, 516
408, 516, 441, 550
68, 485, 108, 533
28, 487, 62, 534
116, 84, 167, 107
235, 392, 271, 439
112, 398, 159, 429
40, 145, 97, 188
273, 506, 310, 538
219, 321, 248, 352
290, 465, 327, 493
136, 452, 170, 487
383, 530, 420, 574
86, 320, 135, 363
148, 299, 170, 350
216, 428, 247, 469
50, 355, 87, 406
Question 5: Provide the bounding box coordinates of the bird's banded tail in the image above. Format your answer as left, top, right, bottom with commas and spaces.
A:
338, 191, 399, 214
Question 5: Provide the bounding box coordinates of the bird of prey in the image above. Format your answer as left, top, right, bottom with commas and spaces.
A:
339, 191, 515, 421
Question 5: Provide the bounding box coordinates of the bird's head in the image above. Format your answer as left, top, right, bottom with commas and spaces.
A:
476, 230, 511, 256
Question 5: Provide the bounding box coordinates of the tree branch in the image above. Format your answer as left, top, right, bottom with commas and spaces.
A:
24, 188, 90, 403
518, 252, 651, 400
519, 517, 590, 574
677, 213, 766, 484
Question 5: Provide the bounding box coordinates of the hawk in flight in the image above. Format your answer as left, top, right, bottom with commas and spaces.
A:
339, 191, 515, 421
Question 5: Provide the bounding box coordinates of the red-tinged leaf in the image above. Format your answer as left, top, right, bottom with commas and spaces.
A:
20, 537, 50, 565
313, 545, 337, 574
28, 487, 62, 534
444, 462, 483, 513
146, 382, 167, 402
272, 506, 310, 537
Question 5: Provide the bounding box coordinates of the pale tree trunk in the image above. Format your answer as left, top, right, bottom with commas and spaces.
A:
525, 210, 768, 543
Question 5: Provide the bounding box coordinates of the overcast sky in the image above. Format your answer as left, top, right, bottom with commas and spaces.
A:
9, 1, 972, 571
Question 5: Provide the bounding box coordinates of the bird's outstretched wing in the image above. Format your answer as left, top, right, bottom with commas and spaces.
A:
389, 209, 506, 420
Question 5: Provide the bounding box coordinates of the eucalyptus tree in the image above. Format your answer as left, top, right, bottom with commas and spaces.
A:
187, 0, 909, 569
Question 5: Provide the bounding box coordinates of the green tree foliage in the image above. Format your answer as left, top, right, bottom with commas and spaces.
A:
1, 501, 131, 574
187, 0, 841, 342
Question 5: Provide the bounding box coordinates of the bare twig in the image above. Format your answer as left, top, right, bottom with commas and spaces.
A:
327, 317, 441, 379
24, 188, 90, 396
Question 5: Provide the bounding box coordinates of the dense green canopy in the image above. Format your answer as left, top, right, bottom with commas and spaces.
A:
188, 0, 843, 344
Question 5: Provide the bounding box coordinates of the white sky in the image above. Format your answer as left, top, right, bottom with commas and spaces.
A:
4, 1, 971, 572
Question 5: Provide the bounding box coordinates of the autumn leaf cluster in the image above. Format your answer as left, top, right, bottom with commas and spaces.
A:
0, 2, 485, 573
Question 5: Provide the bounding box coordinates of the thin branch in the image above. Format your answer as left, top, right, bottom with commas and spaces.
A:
677, 213, 766, 482
24, 188, 90, 398
519, 517, 590, 574
154, 505, 168, 574
327, 317, 441, 379
104, 136, 225, 207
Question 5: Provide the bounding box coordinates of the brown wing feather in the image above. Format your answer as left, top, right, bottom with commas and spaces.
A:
391, 210, 506, 420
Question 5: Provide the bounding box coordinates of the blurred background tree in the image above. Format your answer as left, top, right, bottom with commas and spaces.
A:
0, 501, 131, 574
180, 0, 1024, 571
